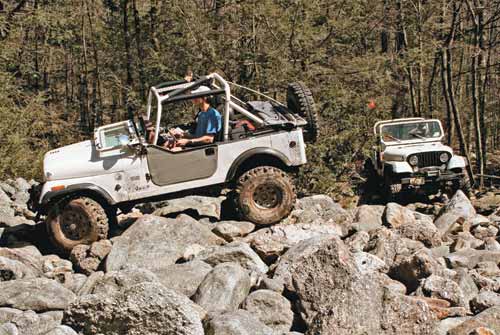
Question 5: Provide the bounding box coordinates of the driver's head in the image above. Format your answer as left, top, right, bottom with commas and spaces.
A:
191, 85, 211, 107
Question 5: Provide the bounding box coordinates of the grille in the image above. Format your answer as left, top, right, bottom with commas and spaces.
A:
410, 152, 445, 168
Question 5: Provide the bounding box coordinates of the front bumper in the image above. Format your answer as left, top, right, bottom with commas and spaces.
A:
399, 169, 464, 188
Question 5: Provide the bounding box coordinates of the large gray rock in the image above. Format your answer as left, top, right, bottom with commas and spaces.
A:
91, 267, 160, 295
193, 262, 251, 314
399, 213, 442, 247
470, 291, 500, 314
434, 317, 471, 335
195, 242, 268, 274
274, 236, 437, 334
154, 260, 212, 297
0, 246, 43, 274
0, 308, 63, 335
242, 289, 293, 333
435, 191, 476, 235
351, 205, 385, 233
205, 309, 274, 335
364, 227, 425, 268
244, 223, 341, 264
385, 202, 416, 228
445, 249, 500, 269
64, 282, 204, 335
0, 278, 75, 311
416, 275, 465, 307
448, 306, 500, 335
283, 195, 352, 232
212, 221, 255, 242
106, 214, 224, 272
152, 196, 224, 220
0, 256, 38, 281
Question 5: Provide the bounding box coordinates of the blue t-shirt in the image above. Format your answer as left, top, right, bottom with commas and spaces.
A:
193, 107, 221, 138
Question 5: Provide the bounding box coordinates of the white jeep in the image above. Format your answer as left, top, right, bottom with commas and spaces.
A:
364, 117, 471, 200
28, 73, 319, 252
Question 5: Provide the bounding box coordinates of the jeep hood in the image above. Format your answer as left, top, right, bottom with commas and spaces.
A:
384, 142, 452, 160
43, 140, 128, 181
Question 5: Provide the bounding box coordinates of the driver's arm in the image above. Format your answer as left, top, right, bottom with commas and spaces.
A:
178, 134, 214, 147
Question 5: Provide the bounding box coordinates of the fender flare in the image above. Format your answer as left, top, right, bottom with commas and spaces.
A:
226, 147, 292, 182
448, 155, 467, 171
41, 183, 115, 207
384, 161, 413, 175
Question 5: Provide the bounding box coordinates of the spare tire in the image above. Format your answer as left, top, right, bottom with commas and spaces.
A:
287, 82, 319, 142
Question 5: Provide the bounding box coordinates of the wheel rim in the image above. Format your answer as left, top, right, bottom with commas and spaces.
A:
59, 205, 91, 241
253, 184, 283, 209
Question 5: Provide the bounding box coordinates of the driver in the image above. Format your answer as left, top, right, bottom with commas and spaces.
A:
409, 123, 429, 138
172, 85, 222, 148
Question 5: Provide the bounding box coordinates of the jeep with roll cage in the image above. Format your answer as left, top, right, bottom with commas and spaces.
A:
364, 117, 471, 200
29, 73, 319, 252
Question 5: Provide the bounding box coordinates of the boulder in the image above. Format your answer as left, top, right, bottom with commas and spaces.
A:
435, 191, 476, 235
0, 278, 75, 311
193, 262, 251, 314
385, 202, 416, 228
273, 236, 437, 334
445, 249, 500, 269
205, 309, 274, 335
364, 227, 425, 268
470, 291, 500, 314
106, 214, 224, 272
91, 267, 160, 295
448, 306, 500, 335
195, 242, 268, 274
450, 232, 485, 252
435, 317, 471, 335
396, 212, 442, 247
242, 289, 293, 333
283, 195, 352, 232
154, 260, 212, 297
415, 275, 465, 307
64, 282, 204, 335
455, 269, 480, 310
351, 205, 385, 233
244, 223, 341, 264
0, 246, 43, 274
212, 221, 255, 242
152, 196, 224, 220
344, 231, 370, 252
42, 255, 73, 279
389, 249, 446, 292
257, 277, 285, 293
0, 256, 38, 281
70, 241, 112, 275
0, 308, 63, 335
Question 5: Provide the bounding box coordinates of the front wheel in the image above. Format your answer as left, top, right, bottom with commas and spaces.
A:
235, 166, 296, 225
46, 197, 109, 253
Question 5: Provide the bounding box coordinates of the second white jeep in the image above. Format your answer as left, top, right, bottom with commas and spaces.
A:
364, 118, 471, 200
29, 73, 319, 252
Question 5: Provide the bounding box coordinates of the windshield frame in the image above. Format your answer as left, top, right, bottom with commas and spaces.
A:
378, 119, 445, 145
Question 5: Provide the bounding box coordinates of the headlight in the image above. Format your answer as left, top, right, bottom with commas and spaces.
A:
409, 155, 419, 166
439, 153, 450, 163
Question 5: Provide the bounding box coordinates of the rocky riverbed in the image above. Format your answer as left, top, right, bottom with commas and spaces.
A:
0, 178, 499, 334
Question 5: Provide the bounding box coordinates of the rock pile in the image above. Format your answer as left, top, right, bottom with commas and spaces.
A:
0, 178, 499, 334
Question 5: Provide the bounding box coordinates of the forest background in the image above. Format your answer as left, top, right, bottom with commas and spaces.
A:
0, 0, 499, 199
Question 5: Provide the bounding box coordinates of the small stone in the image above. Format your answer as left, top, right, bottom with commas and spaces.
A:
212, 221, 255, 242
470, 291, 500, 314
89, 240, 112, 260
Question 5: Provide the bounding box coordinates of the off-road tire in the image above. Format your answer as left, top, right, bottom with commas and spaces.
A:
46, 196, 109, 253
235, 166, 296, 225
287, 82, 319, 142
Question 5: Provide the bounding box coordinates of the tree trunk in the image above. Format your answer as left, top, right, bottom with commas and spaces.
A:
121, 0, 134, 119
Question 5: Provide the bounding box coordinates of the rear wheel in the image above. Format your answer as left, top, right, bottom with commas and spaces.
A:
46, 196, 109, 253
287, 82, 319, 143
235, 166, 296, 225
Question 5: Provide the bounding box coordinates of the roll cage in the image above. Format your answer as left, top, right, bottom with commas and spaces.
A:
145, 73, 306, 144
